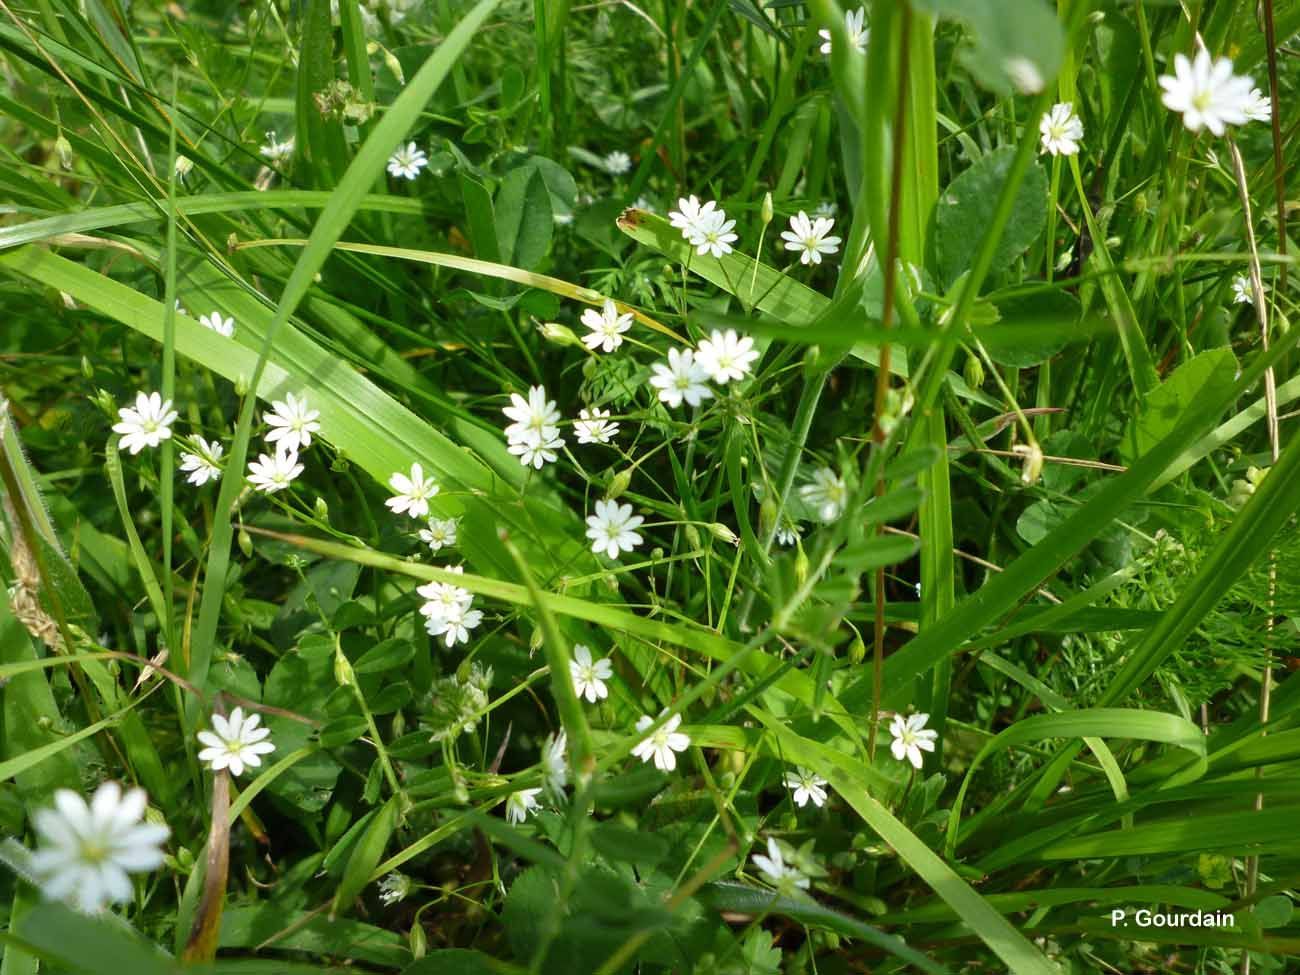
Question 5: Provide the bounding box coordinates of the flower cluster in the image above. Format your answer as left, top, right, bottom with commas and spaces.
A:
417, 567, 483, 648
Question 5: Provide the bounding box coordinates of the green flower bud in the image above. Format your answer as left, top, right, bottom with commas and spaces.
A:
333, 644, 355, 687
963, 353, 985, 390
708, 522, 738, 545
314, 496, 330, 522
408, 922, 427, 959
848, 636, 866, 664
606, 468, 632, 500
539, 322, 580, 347
238, 527, 253, 558
761, 191, 773, 226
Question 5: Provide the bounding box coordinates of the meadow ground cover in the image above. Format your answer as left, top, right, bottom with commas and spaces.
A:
0, 0, 1298, 972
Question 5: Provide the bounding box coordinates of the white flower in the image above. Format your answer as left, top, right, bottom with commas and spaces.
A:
1244, 87, 1273, 123
505, 788, 542, 825
198, 311, 235, 337
417, 573, 474, 618
259, 131, 295, 163
1159, 50, 1256, 136
668, 195, 719, 242
695, 329, 759, 384
30, 782, 169, 914
784, 767, 828, 808
650, 347, 714, 408
780, 211, 841, 266
813, 200, 837, 219
387, 141, 428, 179
1039, 102, 1084, 157
196, 706, 276, 777
585, 499, 645, 559
889, 712, 938, 769
179, 437, 224, 486
386, 462, 440, 518
378, 872, 412, 906
631, 712, 691, 771
799, 467, 847, 522
569, 644, 613, 703
690, 208, 738, 258
508, 430, 564, 469
1232, 274, 1258, 305
751, 837, 809, 890
112, 392, 178, 455
542, 729, 568, 796
247, 445, 304, 493
425, 600, 483, 648
818, 6, 867, 56
580, 299, 633, 353
503, 385, 562, 445
603, 150, 632, 174
263, 391, 321, 452
418, 518, 458, 551
573, 407, 619, 445
775, 523, 800, 547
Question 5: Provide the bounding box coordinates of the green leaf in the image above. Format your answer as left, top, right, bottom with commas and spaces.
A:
353, 637, 416, 674
935, 146, 1048, 288
982, 290, 1079, 367
494, 163, 553, 269
401, 950, 501, 975
912, 0, 1063, 95
332, 796, 400, 917
1122, 349, 1238, 464
1253, 895, 1294, 930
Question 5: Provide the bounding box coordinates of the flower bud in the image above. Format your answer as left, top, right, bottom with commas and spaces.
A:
605, 468, 632, 500
81, 355, 93, 379
1012, 442, 1044, 486
174, 155, 194, 180
333, 644, 355, 687
314, 496, 330, 522
794, 548, 809, 586
684, 524, 701, 549
238, 527, 253, 558
539, 321, 579, 347
408, 922, 426, 959
760, 191, 773, 226
707, 522, 738, 546
848, 636, 866, 664
55, 133, 73, 170
963, 353, 985, 390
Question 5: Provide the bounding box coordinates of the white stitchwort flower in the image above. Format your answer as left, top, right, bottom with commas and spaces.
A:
781, 211, 841, 266
419, 517, 458, 552
1244, 87, 1273, 123
785, 767, 829, 808
387, 141, 428, 180
1159, 50, 1256, 136
580, 299, 633, 353
650, 347, 714, 408
603, 150, 632, 174
508, 430, 564, 469
503, 385, 562, 446
199, 311, 235, 337
113, 392, 178, 455
813, 200, 837, 220
425, 600, 483, 648
542, 729, 568, 797
586, 499, 645, 558
247, 445, 304, 493
632, 712, 691, 771
799, 467, 847, 522
690, 208, 738, 258
696, 329, 760, 384
259, 131, 295, 163
505, 788, 543, 825
378, 872, 413, 906
386, 462, 440, 518
574, 407, 619, 445
30, 782, 169, 915
1039, 102, 1084, 156
889, 712, 938, 769
775, 523, 801, 547
752, 837, 810, 890
1232, 274, 1259, 305
179, 437, 224, 486
417, 571, 474, 619
668, 195, 719, 241
569, 644, 613, 703
263, 391, 321, 452
196, 706, 276, 777
818, 6, 866, 56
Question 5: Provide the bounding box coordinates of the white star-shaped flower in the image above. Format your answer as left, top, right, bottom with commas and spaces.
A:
505, 788, 542, 825
196, 706, 276, 777
417, 572, 474, 618
780, 211, 841, 266
30, 782, 170, 915
695, 329, 759, 384
1243, 87, 1272, 123
386, 462, 440, 518
569, 644, 613, 703
818, 6, 867, 56
247, 445, 304, 493
580, 299, 633, 353
112, 391, 178, 455
259, 131, 295, 163
631, 711, 691, 771
1039, 102, 1084, 156
508, 430, 564, 469
503, 385, 561, 444
889, 712, 938, 769
775, 523, 801, 547
1159, 50, 1256, 136
179, 436, 224, 486
425, 600, 483, 648
603, 150, 632, 174
799, 467, 847, 523
585, 499, 645, 559
542, 729, 568, 798
387, 141, 428, 180
418, 517, 458, 552
668, 195, 719, 242
573, 407, 619, 445
263, 391, 321, 452
690, 208, 738, 258
751, 836, 809, 890
784, 767, 829, 808
1231, 274, 1258, 305
199, 311, 235, 337
650, 347, 714, 408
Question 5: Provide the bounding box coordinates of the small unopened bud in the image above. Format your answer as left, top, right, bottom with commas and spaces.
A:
848, 636, 866, 664
331, 452, 350, 473
794, 549, 809, 586
55, 133, 73, 170
708, 522, 739, 546
684, 524, 701, 549
539, 321, 579, 347
408, 922, 426, 960
456, 659, 473, 683
314, 496, 330, 522
174, 155, 194, 180
226, 232, 238, 255
606, 468, 632, 500
234, 374, 249, 397
333, 644, 355, 687
81, 355, 94, 379
529, 627, 544, 654
963, 353, 984, 389
381, 45, 405, 85
1012, 442, 1044, 486
759, 497, 777, 536
760, 191, 773, 226
238, 527, 253, 557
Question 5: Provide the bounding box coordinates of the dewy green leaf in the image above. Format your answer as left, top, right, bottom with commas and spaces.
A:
495, 163, 554, 270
